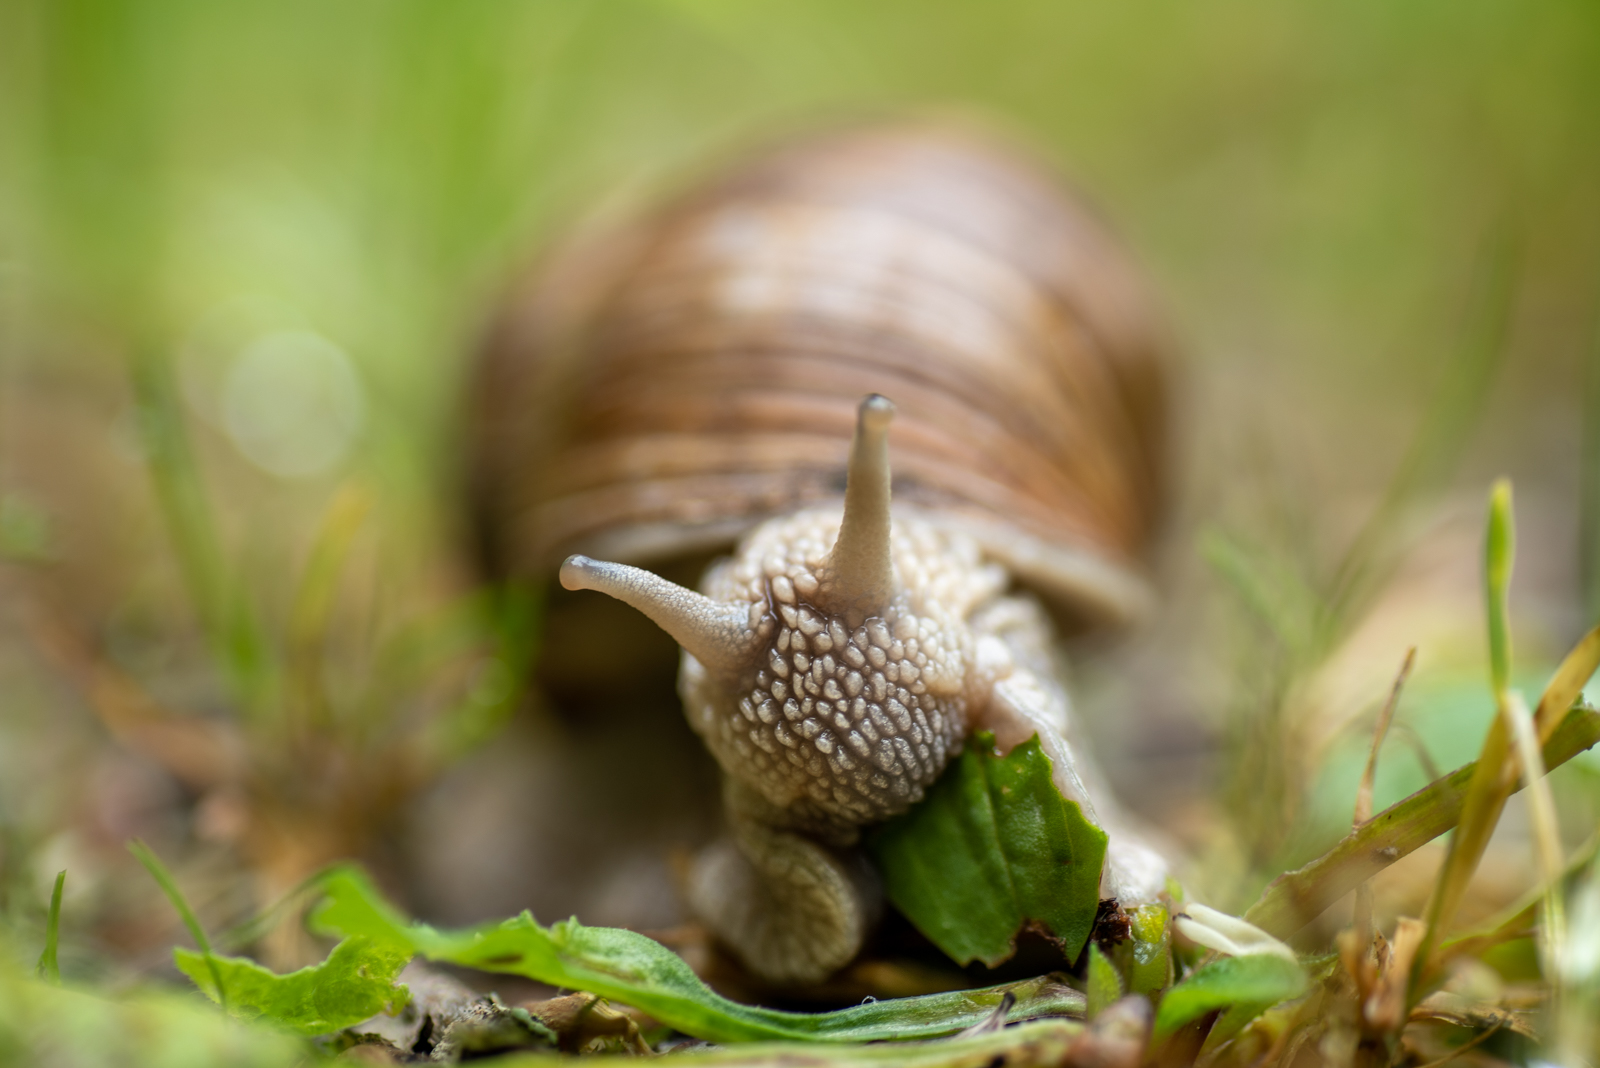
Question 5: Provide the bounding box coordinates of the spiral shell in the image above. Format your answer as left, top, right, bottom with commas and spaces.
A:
467, 123, 1167, 628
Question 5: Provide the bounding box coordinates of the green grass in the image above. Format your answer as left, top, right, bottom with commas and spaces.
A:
33, 870, 63, 984
129, 840, 227, 1015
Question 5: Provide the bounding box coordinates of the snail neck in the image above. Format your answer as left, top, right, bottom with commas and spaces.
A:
822, 394, 896, 627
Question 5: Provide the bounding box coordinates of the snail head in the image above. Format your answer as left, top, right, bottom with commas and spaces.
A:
561, 394, 998, 832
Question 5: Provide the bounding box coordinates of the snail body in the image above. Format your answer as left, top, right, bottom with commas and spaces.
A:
469, 124, 1173, 984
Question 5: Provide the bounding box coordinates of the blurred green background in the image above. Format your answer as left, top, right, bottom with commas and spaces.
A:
2, 0, 1598, 979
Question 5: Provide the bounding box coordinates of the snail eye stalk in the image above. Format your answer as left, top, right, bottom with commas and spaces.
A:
559, 555, 762, 679
821, 394, 897, 628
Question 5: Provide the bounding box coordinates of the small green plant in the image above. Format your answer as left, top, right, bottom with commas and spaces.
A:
33, 870, 64, 985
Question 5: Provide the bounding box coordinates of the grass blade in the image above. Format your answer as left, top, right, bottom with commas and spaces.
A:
1439, 830, 1600, 960
1555, 849, 1600, 1063
1408, 482, 1518, 994
1324, 232, 1516, 634
1244, 704, 1600, 938
129, 349, 273, 721
1535, 624, 1600, 742
1485, 480, 1514, 700
128, 839, 227, 1013
1582, 304, 1600, 626
1356, 647, 1416, 827
287, 483, 372, 733
1504, 690, 1567, 986
34, 870, 65, 984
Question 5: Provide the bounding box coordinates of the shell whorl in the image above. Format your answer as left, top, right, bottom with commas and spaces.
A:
470, 123, 1167, 627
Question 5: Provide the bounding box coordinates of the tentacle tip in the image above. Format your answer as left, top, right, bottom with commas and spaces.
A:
559, 554, 598, 592
858, 393, 895, 432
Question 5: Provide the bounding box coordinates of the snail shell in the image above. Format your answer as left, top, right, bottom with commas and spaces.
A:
468, 123, 1165, 630
466, 124, 1174, 984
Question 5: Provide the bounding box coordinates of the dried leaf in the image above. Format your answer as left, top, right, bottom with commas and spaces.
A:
1363, 917, 1425, 1033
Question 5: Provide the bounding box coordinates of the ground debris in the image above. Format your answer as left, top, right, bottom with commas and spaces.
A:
525, 991, 654, 1054
332, 961, 561, 1063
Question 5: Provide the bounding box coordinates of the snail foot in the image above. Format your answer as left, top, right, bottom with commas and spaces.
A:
686, 817, 878, 986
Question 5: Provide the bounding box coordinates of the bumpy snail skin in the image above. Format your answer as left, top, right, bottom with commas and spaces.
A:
562, 395, 1168, 983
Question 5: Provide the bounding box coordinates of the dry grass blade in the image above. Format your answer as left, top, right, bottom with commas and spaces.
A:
1535, 624, 1600, 742
128, 347, 272, 719
1506, 694, 1566, 889
1504, 690, 1567, 985
287, 483, 372, 734
1363, 916, 1426, 1033
1439, 830, 1600, 960
1409, 1020, 1504, 1068
1356, 647, 1416, 827
1354, 647, 1416, 941
1392, 722, 1443, 782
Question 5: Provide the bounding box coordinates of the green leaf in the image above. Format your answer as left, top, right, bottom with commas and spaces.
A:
174, 935, 410, 1036
866, 732, 1108, 967
1086, 943, 1123, 1019
311, 866, 1084, 1044
1127, 903, 1173, 997
1153, 954, 1307, 1041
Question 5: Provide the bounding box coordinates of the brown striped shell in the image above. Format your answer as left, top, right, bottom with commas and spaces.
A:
467, 123, 1167, 627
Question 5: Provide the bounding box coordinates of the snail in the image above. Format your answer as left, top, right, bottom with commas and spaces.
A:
466, 124, 1174, 985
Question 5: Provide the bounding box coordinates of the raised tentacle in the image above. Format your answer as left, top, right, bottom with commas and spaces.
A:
560, 555, 762, 679
821, 394, 896, 625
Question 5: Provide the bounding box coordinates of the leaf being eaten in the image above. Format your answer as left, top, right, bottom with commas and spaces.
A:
866, 731, 1108, 967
